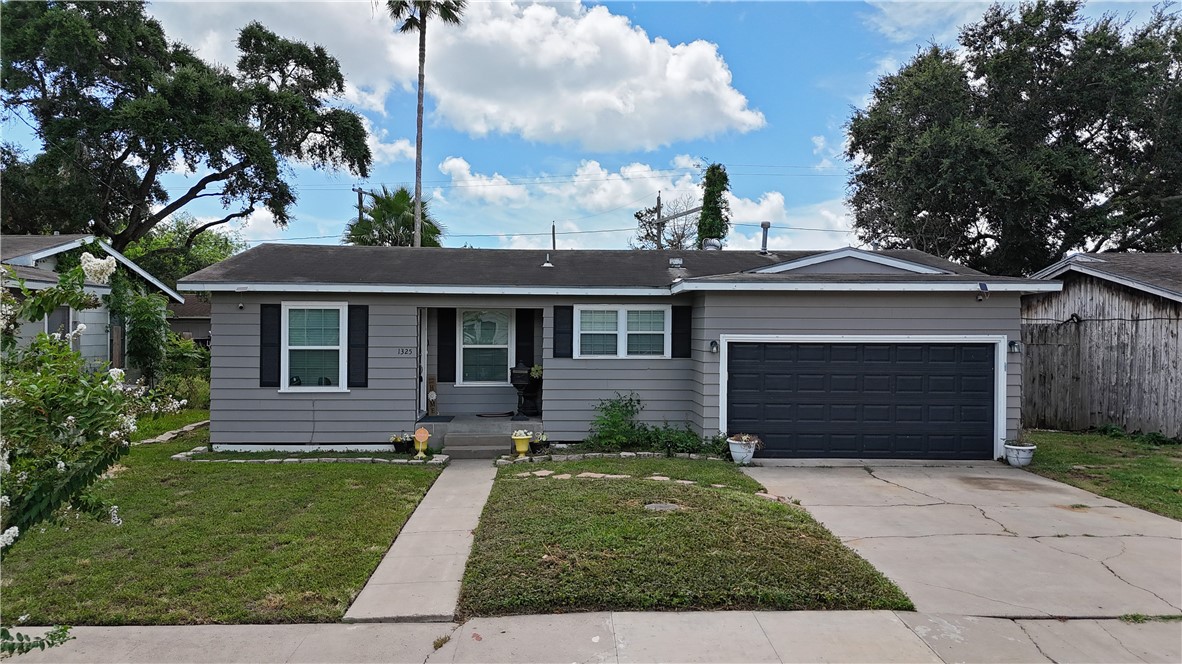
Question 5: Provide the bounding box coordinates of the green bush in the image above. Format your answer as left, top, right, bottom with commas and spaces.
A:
582, 394, 728, 456
156, 374, 211, 410
163, 333, 210, 379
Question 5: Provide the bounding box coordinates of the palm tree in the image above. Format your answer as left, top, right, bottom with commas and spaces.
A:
385, 0, 466, 247
343, 185, 445, 247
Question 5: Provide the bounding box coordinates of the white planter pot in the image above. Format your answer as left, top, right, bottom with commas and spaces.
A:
728, 438, 757, 465
1004, 444, 1036, 467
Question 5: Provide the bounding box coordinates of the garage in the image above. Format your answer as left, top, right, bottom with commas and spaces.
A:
724, 338, 1000, 460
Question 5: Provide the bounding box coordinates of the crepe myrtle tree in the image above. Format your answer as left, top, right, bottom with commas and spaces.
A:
0, 252, 184, 656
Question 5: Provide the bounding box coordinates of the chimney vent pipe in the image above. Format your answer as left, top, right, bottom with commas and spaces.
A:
759, 221, 771, 254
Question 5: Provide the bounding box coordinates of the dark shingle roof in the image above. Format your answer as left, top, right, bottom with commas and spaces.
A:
1, 234, 93, 262
2, 263, 110, 290
179, 244, 986, 289
1037, 253, 1182, 302
168, 298, 212, 318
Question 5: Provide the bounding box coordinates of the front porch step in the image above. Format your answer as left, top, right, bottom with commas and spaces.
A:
445, 446, 506, 460
445, 433, 511, 448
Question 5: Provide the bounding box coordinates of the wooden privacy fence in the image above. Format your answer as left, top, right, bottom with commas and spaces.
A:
1022, 314, 1182, 439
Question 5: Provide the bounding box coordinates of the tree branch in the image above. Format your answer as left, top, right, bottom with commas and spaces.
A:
145, 161, 249, 226
134, 207, 255, 261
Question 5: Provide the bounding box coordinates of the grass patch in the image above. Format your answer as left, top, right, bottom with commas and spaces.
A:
132, 408, 210, 442
1, 429, 440, 625
459, 459, 912, 617
1025, 430, 1182, 520
196, 450, 435, 461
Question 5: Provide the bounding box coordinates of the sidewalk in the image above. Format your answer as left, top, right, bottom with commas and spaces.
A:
18, 611, 1181, 663
343, 460, 496, 622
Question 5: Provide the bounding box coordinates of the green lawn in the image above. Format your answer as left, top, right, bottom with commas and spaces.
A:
1, 430, 440, 625
1025, 430, 1182, 520
459, 459, 912, 618
196, 450, 437, 461
132, 408, 210, 442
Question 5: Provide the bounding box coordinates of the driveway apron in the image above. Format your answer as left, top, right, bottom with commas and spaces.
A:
744, 464, 1182, 618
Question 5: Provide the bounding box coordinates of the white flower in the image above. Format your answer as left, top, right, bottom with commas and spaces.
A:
18, 614, 29, 624
80, 253, 117, 285
0, 526, 19, 548
0, 495, 9, 507
109, 505, 122, 526
56, 460, 66, 472
107, 368, 125, 383
512, 430, 532, 438
427, 390, 437, 401
49, 332, 62, 341
68, 323, 87, 339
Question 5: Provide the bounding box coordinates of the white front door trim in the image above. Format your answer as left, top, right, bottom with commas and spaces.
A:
717, 333, 1009, 460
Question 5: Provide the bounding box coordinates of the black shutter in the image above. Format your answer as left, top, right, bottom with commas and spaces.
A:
437, 308, 456, 382
260, 304, 280, 387
516, 309, 535, 366
347, 305, 368, 388
554, 306, 573, 358
671, 305, 692, 358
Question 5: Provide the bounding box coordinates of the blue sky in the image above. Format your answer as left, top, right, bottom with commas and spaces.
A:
5, 1, 1155, 251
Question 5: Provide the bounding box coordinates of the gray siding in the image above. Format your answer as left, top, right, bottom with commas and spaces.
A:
694, 292, 1024, 443
209, 293, 418, 448
13, 305, 109, 367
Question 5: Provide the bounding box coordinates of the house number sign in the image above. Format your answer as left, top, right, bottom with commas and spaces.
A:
395, 347, 415, 355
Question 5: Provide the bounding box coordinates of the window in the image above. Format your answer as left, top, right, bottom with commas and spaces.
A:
282, 303, 347, 390
460, 309, 512, 383
575, 306, 670, 358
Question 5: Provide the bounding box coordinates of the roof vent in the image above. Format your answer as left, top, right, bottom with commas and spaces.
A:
759, 221, 771, 255
703, 238, 723, 251
669, 257, 684, 268
541, 253, 554, 268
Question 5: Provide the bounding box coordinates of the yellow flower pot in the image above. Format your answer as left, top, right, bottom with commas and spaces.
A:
511, 435, 532, 459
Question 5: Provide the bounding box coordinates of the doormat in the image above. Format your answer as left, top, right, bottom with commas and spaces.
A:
417, 415, 454, 423
477, 411, 515, 418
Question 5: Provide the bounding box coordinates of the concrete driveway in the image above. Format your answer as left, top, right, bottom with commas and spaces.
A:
744, 463, 1182, 618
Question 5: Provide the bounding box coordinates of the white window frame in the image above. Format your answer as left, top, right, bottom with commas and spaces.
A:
457, 308, 515, 386
574, 305, 672, 359
279, 301, 348, 393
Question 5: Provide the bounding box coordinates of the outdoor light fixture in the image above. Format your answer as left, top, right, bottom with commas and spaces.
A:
710, 340, 720, 354
976, 282, 990, 301
1008, 340, 1021, 353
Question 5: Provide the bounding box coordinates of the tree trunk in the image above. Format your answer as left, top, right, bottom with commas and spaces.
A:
414, 17, 427, 248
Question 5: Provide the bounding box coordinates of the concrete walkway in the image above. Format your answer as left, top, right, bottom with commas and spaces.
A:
19, 612, 1181, 663
344, 460, 496, 623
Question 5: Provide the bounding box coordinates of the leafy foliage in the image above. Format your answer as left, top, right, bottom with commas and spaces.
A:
697, 163, 731, 247
632, 193, 699, 250
343, 185, 446, 246
1, 625, 72, 657
582, 393, 728, 456
123, 293, 170, 385
122, 214, 247, 288
385, 0, 467, 246
846, 1, 1182, 276
1, 2, 371, 249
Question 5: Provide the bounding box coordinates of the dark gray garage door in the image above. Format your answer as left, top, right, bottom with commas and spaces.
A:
726, 342, 995, 460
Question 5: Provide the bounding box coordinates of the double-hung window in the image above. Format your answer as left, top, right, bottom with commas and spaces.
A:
575, 305, 670, 358
282, 302, 347, 390
459, 309, 512, 384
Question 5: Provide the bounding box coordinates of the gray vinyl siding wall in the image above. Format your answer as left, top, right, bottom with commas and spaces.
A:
693, 291, 1023, 442
426, 307, 540, 415
209, 293, 418, 447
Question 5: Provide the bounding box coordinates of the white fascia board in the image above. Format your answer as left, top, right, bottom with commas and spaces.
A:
752, 247, 948, 275
671, 281, 1063, 293
1030, 254, 1105, 279
1035, 263, 1182, 304
177, 282, 673, 297
97, 241, 185, 303
4, 235, 96, 266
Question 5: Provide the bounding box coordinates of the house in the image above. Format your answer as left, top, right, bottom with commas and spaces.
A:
179, 244, 1060, 459
2, 233, 185, 366
168, 297, 213, 347
1024, 253, 1182, 438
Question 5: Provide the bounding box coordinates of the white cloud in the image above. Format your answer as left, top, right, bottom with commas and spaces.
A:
360, 117, 414, 165
863, 2, 989, 45
438, 157, 530, 205
726, 198, 855, 252
671, 154, 701, 170
148, 2, 763, 152
541, 160, 697, 214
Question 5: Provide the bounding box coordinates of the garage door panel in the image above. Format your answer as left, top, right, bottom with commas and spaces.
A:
726, 342, 995, 460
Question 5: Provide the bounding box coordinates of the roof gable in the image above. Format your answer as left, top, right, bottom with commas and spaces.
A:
1, 234, 184, 303
1032, 253, 1182, 304
750, 247, 950, 275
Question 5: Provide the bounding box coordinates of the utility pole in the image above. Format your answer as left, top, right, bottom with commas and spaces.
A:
655, 191, 663, 250
351, 186, 365, 228
551, 221, 556, 252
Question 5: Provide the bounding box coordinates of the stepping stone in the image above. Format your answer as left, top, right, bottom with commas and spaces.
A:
619, 452, 636, 458
711, 484, 727, 488
674, 479, 696, 485
576, 472, 605, 478
552, 474, 572, 480
533, 470, 555, 477
604, 474, 631, 479
648, 476, 670, 481
644, 503, 683, 512
515, 472, 532, 477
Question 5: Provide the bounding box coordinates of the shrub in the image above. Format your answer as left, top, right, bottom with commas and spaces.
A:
584, 392, 646, 452
156, 374, 211, 410
163, 333, 210, 379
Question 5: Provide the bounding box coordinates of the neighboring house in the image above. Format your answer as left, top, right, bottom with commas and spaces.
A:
1024, 253, 1182, 438
2, 233, 185, 366
179, 244, 1059, 459
168, 297, 212, 347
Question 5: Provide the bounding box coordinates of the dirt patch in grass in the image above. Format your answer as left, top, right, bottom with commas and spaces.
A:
459, 460, 912, 617
1026, 430, 1182, 520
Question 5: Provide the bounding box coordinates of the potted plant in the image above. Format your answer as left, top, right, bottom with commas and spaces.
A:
523, 364, 543, 417
726, 433, 763, 465
1003, 437, 1037, 467
511, 429, 533, 458
389, 431, 413, 454
530, 430, 549, 454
